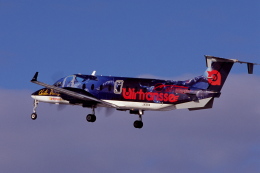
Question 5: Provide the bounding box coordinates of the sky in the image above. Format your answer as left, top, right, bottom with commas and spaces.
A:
0, 0, 260, 172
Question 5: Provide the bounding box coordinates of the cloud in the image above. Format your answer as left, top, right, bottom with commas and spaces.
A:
0, 74, 260, 173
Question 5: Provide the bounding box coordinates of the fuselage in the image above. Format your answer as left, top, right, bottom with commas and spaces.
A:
32, 74, 217, 111
30, 56, 258, 128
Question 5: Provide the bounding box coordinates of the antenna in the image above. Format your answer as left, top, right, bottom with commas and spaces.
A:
91, 71, 96, 76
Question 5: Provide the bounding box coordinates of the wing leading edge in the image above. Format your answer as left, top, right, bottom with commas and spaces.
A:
31, 72, 119, 108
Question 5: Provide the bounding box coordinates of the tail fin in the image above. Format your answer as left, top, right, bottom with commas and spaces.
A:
185, 55, 258, 111
188, 56, 258, 92
204, 55, 258, 92
204, 56, 234, 92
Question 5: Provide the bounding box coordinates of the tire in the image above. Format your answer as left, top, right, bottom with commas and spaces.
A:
133, 120, 143, 129
31, 113, 37, 120
91, 114, 96, 122
86, 114, 96, 122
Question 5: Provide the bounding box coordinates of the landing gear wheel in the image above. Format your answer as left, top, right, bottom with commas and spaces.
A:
31, 113, 37, 120
133, 120, 143, 129
86, 114, 96, 122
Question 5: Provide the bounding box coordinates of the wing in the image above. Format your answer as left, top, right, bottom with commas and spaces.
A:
31, 72, 118, 108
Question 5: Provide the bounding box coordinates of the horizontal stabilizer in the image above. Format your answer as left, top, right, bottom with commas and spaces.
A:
188, 97, 214, 111
205, 55, 259, 74
175, 97, 213, 110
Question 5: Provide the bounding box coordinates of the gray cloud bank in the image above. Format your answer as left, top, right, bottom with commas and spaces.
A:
0, 74, 260, 173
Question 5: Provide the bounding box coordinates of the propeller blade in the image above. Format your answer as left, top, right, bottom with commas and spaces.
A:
96, 107, 115, 117
104, 107, 115, 117
57, 104, 66, 111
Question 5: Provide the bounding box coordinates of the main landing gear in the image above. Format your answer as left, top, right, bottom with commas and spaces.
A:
85, 107, 144, 129
131, 110, 144, 129
30, 101, 144, 129
86, 107, 96, 123
31, 100, 39, 120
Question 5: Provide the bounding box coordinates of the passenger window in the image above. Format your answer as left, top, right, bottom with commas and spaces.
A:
82, 84, 86, 90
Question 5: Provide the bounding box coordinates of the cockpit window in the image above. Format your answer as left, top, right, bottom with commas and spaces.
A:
54, 81, 62, 87
53, 75, 96, 88
53, 78, 64, 87
64, 76, 74, 87
75, 76, 86, 83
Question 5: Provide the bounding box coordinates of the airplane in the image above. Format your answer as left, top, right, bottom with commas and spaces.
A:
30, 55, 259, 128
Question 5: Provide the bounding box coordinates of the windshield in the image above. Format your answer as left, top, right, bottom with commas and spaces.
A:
53, 78, 64, 87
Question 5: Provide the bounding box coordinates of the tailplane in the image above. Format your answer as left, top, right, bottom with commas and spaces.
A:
186, 56, 257, 92
185, 55, 258, 111
203, 55, 258, 92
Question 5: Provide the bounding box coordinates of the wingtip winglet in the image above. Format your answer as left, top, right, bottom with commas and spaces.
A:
31, 72, 39, 82
247, 63, 254, 74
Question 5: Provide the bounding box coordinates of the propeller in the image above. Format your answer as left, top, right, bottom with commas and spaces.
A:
104, 107, 115, 117
97, 107, 115, 117
51, 71, 66, 111
57, 104, 66, 111
49, 103, 67, 111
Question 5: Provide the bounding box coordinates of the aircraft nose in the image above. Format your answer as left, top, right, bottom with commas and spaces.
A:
31, 88, 47, 96
31, 90, 39, 96
31, 89, 40, 100
31, 88, 61, 97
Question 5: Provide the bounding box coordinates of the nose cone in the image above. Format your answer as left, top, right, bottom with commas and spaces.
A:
31, 88, 46, 96
31, 88, 51, 98
31, 88, 68, 104
31, 88, 46, 99
31, 90, 40, 96
31, 88, 60, 96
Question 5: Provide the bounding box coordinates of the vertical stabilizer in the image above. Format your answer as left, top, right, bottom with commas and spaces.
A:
203, 55, 259, 92
205, 56, 234, 92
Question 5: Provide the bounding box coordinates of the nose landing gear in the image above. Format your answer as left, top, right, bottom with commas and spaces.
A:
31, 113, 37, 120
31, 100, 39, 120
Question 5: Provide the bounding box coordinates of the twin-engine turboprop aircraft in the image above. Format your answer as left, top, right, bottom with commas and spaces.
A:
30, 55, 258, 128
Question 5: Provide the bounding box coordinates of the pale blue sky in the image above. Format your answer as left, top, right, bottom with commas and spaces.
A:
0, 1, 260, 173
